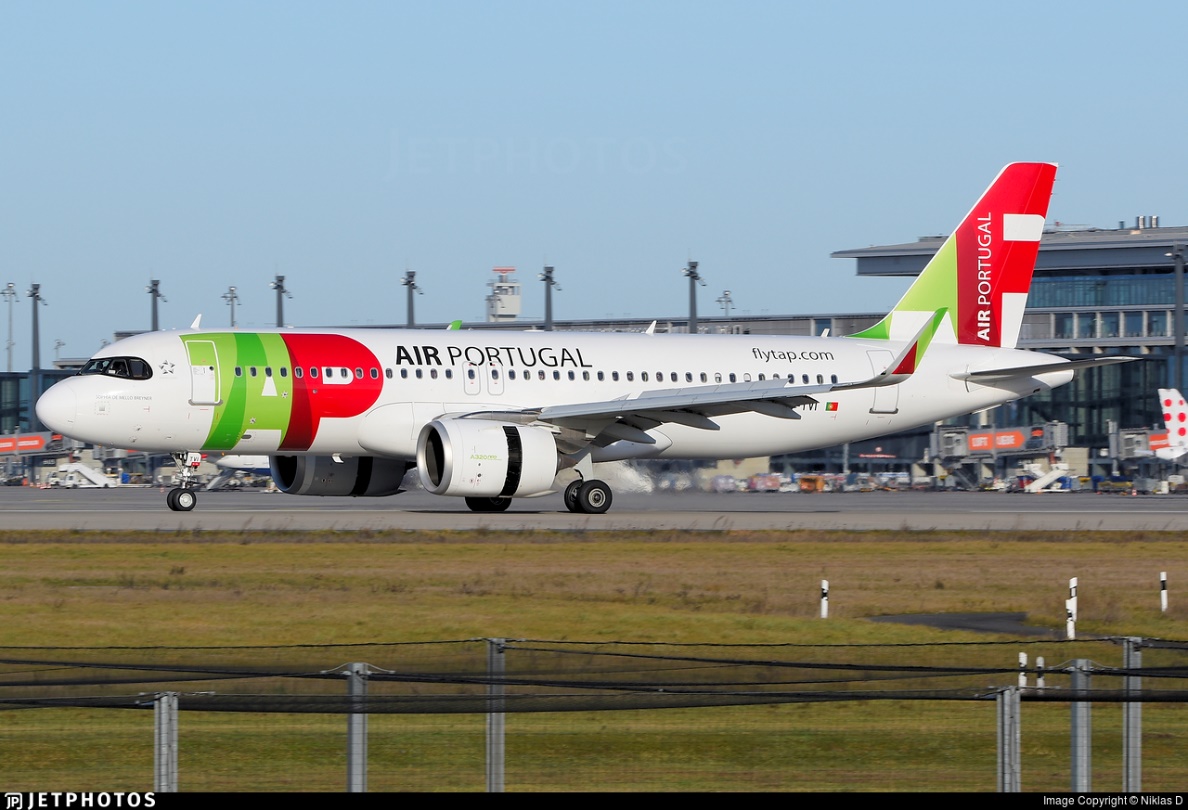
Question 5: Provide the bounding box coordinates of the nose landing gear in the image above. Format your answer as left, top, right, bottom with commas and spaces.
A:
166, 452, 202, 511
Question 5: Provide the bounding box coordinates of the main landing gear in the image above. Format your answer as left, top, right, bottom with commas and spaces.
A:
563, 479, 613, 514
166, 452, 203, 512
462, 479, 614, 515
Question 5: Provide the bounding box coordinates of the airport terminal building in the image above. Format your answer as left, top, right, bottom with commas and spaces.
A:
1, 218, 1183, 482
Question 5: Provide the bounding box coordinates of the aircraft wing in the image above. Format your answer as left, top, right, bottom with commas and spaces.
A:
458, 309, 944, 437
462, 375, 853, 450
538, 378, 829, 425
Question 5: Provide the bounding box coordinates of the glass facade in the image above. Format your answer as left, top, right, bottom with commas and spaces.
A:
1124, 311, 1144, 338
0, 374, 30, 434
0, 371, 75, 434
1029, 273, 1174, 308
1150, 311, 1169, 336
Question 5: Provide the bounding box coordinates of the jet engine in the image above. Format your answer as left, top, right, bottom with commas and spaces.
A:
416, 419, 559, 498
270, 455, 411, 497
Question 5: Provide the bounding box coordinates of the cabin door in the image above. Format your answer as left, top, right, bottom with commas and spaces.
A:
185, 340, 221, 406
866, 349, 899, 414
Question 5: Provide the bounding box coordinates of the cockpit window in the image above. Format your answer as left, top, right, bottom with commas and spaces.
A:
78, 356, 153, 380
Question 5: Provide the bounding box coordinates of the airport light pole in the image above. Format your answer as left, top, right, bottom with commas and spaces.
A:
716, 289, 734, 319
539, 265, 561, 331
402, 270, 421, 327
1168, 245, 1185, 392
270, 275, 292, 328
146, 279, 166, 331
27, 284, 46, 431
2, 282, 17, 373
222, 286, 240, 327
682, 261, 704, 334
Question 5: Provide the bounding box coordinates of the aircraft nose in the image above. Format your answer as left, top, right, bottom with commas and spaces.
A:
36, 381, 77, 433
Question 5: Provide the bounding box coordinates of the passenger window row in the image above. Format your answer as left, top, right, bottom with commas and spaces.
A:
89, 358, 840, 387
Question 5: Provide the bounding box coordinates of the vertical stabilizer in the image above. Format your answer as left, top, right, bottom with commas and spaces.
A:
1158, 389, 1188, 460
849, 163, 1057, 349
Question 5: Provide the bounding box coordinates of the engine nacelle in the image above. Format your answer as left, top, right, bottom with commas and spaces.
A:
417, 419, 558, 498
270, 455, 411, 497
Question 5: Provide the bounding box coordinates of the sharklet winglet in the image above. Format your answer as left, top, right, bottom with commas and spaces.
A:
833, 308, 945, 391
883, 307, 944, 380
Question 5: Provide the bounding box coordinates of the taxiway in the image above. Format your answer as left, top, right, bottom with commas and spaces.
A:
1, 487, 1185, 532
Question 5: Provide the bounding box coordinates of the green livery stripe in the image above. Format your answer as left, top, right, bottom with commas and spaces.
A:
893, 236, 957, 315
848, 235, 958, 341
182, 333, 295, 450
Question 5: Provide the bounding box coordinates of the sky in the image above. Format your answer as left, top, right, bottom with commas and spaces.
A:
3, 1, 1188, 370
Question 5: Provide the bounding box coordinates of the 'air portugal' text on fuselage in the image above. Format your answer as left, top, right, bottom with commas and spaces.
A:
395, 343, 593, 369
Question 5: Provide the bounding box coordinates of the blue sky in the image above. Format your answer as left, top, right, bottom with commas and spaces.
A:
3, 1, 1187, 369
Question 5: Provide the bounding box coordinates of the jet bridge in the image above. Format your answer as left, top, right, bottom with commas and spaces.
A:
930, 422, 1070, 490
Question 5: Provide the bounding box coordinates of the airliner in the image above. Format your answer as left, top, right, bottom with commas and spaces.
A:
36, 162, 1130, 513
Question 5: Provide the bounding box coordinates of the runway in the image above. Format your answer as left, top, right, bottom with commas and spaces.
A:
3, 486, 1187, 532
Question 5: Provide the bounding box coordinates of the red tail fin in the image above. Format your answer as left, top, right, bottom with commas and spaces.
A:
849, 163, 1057, 349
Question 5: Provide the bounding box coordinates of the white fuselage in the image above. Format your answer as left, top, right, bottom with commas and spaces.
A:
36, 327, 1074, 463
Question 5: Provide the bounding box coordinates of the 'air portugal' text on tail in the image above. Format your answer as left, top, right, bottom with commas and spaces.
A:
850, 162, 1057, 349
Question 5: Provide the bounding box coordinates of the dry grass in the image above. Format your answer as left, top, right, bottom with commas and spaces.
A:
1, 528, 1186, 645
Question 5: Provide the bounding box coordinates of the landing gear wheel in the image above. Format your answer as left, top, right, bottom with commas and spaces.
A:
465, 496, 512, 513
563, 480, 583, 513
577, 480, 612, 514
167, 488, 196, 512
175, 490, 197, 512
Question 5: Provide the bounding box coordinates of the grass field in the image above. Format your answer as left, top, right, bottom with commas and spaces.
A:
1, 528, 1186, 790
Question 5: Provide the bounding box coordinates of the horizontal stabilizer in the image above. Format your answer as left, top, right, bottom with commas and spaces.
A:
954, 356, 1136, 384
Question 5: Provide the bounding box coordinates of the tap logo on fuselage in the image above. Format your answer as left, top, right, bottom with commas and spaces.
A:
181, 333, 382, 452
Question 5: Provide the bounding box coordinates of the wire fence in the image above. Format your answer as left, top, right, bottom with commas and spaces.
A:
1, 637, 1187, 791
